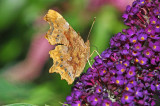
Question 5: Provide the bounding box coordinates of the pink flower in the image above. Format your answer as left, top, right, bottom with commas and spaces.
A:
88, 0, 134, 12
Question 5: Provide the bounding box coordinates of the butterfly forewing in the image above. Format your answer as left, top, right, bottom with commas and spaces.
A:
44, 10, 90, 84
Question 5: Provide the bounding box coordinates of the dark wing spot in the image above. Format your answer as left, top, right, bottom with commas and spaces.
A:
56, 61, 59, 65
68, 72, 71, 76
65, 68, 67, 72
60, 64, 63, 67
56, 38, 59, 42
49, 22, 54, 35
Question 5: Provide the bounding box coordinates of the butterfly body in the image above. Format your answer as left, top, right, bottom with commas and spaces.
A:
44, 10, 90, 84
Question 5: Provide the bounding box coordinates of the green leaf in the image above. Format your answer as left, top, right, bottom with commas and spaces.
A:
0, 0, 26, 31
4, 103, 36, 106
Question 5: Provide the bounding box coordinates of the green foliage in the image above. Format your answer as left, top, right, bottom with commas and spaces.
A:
4, 103, 36, 106
0, 38, 22, 64
0, 0, 126, 105
84, 6, 127, 70
0, 78, 30, 104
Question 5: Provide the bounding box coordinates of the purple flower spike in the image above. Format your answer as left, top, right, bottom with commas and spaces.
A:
66, 96, 73, 104
155, 21, 160, 33
149, 34, 160, 39
125, 84, 134, 92
71, 100, 81, 106
95, 85, 103, 94
156, 83, 160, 90
126, 66, 136, 78
123, 61, 130, 67
133, 43, 143, 51
143, 48, 154, 58
127, 29, 135, 37
138, 33, 147, 41
120, 34, 127, 41
139, 0, 145, 6
115, 76, 124, 85
151, 83, 156, 91
65, 0, 160, 105
138, 56, 148, 65
121, 93, 134, 104
129, 36, 137, 43
135, 87, 143, 99
132, 50, 141, 56
102, 99, 112, 106
145, 25, 155, 35
150, 17, 157, 24
116, 64, 126, 75
149, 41, 160, 52
122, 13, 129, 22
87, 95, 101, 106
153, 8, 160, 16
129, 77, 137, 86
74, 91, 82, 99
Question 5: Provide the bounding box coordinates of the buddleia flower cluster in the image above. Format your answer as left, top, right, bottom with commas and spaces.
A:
64, 0, 160, 105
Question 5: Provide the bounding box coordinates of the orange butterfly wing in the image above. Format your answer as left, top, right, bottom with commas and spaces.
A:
44, 10, 90, 84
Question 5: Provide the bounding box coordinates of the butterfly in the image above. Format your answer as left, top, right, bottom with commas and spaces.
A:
44, 10, 90, 84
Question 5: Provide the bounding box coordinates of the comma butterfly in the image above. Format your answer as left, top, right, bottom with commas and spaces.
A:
44, 10, 90, 84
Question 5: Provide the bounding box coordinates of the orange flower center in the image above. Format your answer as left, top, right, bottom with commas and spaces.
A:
146, 51, 150, 55
125, 95, 129, 100
130, 81, 133, 84
103, 70, 106, 73
105, 103, 110, 106
136, 46, 140, 49
116, 80, 120, 84
156, 25, 160, 28
133, 51, 137, 54
95, 98, 98, 101
148, 29, 151, 32
124, 63, 127, 66
121, 69, 125, 72
126, 87, 129, 91
129, 71, 133, 75
141, 37, 145, 40
98, 89, 101, 92
152, 21, 156, 24
140, 60, 144, 64
135, 58, 139, 62
153, 45, 156, 49
133, 40, 136, 43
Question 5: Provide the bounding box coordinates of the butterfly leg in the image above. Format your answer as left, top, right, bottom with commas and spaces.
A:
87, 59, 93, 69
59, 102, 69, 106
89, 50, 102, 58
87, 50, 102, 69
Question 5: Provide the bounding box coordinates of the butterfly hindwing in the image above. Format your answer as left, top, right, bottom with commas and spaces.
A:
44, 9, 90, 84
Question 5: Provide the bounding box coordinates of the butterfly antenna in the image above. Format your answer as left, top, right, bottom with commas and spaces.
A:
87, 17, 96, 40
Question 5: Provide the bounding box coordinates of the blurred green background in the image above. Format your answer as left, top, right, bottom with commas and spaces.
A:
0, 0, 130, 105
